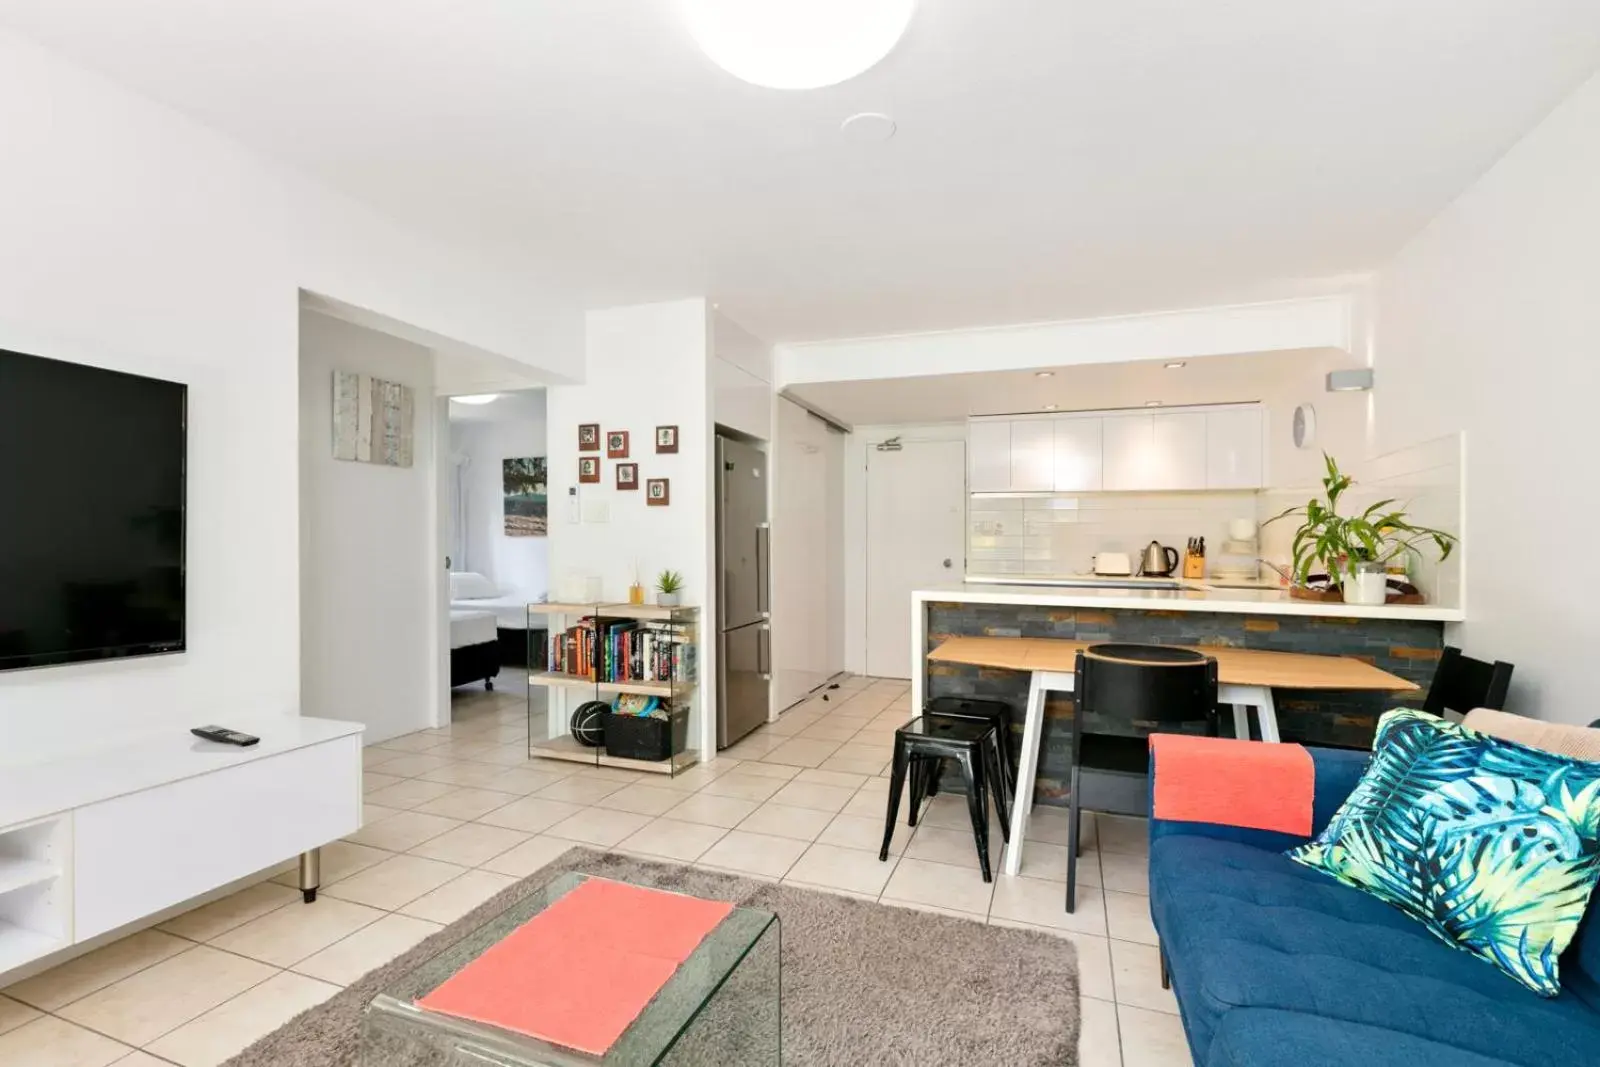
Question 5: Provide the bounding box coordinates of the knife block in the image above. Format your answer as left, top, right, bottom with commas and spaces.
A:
1182, 552, 1206, 580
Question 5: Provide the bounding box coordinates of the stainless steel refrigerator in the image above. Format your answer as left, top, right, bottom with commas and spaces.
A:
716, 434, 770, 749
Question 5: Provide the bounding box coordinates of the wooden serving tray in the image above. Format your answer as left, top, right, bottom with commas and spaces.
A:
1288, 585, 1424, 605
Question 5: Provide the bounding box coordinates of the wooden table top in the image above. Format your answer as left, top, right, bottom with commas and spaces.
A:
928, 635, 1419, 692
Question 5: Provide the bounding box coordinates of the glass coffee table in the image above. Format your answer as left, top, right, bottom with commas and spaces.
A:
359, 872, 781, 1066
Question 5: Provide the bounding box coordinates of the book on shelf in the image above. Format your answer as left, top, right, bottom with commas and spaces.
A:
545, 618, 695, 685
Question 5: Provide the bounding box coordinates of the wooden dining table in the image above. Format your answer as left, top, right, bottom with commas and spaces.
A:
926, 635, 1419, 876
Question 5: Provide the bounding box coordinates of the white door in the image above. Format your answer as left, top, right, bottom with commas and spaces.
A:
866, 439, 967, 679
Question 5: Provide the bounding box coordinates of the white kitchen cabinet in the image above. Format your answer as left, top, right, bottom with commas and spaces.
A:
1009, 419, 1056, 491
1205, 407, 1264, 488
1052, 418, 1103, 491
1151, 412, 1208, 490
1101, 414, 1154, 490
967, 420, 1012, 492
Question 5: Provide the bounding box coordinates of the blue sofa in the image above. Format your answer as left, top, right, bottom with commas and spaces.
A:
1148, 746, 1600, 1066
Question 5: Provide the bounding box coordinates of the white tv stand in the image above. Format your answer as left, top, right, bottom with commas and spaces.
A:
0, 714, 363, 980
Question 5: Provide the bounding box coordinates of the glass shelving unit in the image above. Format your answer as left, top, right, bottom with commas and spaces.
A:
526, 603, 701, 775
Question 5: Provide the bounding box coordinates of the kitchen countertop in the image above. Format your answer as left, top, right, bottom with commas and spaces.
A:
915, 581, 1465, 622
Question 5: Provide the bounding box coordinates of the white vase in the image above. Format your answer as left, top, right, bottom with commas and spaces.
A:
1341, 564, 1388, 606
656, 592, 681, 607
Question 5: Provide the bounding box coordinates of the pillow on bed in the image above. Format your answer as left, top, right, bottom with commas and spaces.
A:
449, 571, 500, 600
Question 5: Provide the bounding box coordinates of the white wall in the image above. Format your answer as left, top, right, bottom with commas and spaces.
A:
450, 396, 549, 599
771, 398, 846, 709
712, 312, 774, 440
1370, 70, 1600, 723
299, 312, 436, 743
545, 300, 715, 752
0, 29, 580, 763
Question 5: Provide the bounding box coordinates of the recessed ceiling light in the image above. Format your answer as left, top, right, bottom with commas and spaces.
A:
1164, 361, 1187, 369
841, 112, 897, 143
682, 0, 917, 90
1035, 371, 1055, 379
1042, 404, 1058, 411
452, 394, 501, 406
1145, 400, 1163, 407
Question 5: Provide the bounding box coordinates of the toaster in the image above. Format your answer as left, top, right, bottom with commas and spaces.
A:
1092, 552, 1132, 577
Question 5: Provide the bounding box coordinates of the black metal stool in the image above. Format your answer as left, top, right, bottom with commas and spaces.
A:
922, 696, 1017, 800
880, 716, 1011, 882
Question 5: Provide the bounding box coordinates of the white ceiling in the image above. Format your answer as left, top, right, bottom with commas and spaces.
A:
448, 389, 547, 424
5, 2, 1599, 343
788, 348, 1353, 425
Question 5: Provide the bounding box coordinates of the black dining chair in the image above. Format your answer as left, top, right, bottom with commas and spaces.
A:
1423, 646, 1514, 717
1067, 643, 1219, 912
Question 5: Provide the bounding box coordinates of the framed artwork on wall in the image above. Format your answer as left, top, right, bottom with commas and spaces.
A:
502, 457, 547, 536
646, 477, 670, 506
655, 425, 679, 454
606, 430, 630, 459
578, 423, 600, 451
615, 462, 638, 490
578, 456, 600, 484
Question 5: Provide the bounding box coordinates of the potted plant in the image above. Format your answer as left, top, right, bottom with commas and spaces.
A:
655, 569, 685, 607
1264, 453, 1456, 606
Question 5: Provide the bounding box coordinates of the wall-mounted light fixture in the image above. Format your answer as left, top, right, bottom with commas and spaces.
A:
1325, 369, 1375, 392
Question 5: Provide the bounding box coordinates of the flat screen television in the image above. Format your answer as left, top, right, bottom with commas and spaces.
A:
0, 348, 187, 670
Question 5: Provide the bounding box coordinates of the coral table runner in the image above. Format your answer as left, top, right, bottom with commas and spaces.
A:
1151, 733, 1315, 836
417, 878, 734, 1056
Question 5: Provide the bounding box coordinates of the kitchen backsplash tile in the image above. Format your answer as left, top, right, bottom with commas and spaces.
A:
968, 490, 1261, 578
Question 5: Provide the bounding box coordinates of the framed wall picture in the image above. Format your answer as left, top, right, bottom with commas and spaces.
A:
578, 456, 600, 484
578, 423, 600, 452
655, 425, 679, 454
646, 477, 670, 506
502, 457, 547, 536
606, 429, 630, 459
615, 462, 638, 490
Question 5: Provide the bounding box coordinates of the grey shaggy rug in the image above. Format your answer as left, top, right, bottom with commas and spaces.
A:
222, 848, 1080, 1066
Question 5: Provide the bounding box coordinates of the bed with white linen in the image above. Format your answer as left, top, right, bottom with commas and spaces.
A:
449, 607, 501, 689
449, 572, 547, 670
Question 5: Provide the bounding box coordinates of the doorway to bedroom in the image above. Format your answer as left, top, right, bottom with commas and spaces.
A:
446, 388, 549, 740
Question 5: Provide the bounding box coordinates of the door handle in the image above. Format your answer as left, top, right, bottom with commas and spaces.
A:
758, 623, 771, 677
756, 523, 771, 615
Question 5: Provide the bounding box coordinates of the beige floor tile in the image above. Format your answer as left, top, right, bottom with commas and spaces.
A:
545, 807, 655, 846
722, 761, 800, 781
816, 812, 909, 855
1098, 814, 1150, 855
56, 945, 275, 1047
159, 882, 301, 942
475, 767, 574, 795
1015, 842, 1102, 885
532, 776, 630, 805
736, 802, 835, 842
1099, 850, 1149, 895
210, 896, 385, 967
0, 1015, 132, 1067
292, 913, 443, 986
762, 739, 842, 768
842, 784, 892, 818
720, 732, 788, 758
616, 818, 728, 862
794, 768, 870, 790
904, 825, 998, 870
4, 930, 191, 1011
991, 875, 1107, 936
362, 771, 404, 794
363, 778, 460, 810
914, 793, 996, 832
377, 732, 452, 753
0, 994, 39, 1036
882, 857, 995, 916
1077, 995, 1123, 1067
415, 760, 517, 788
478, 835, 581, 878
573, 766, 648, 785
759, 717, 808, 737
475, 795, 585, 833
111, 1053, 171, 1066
367, 753, 455, 778
663, 793, 760, 828
145, 971, 340, 1067
408, 823, 530, 867
696, 773, 787, 803
1106, 889, 1159, 945
1023, 806, 1079, 846
796, 721, 861, 742
784, 842, 897, 896
1112, 938, 1180, 1014
414, 787, 522, 821
1119, 1004, 1193, 1066
769, 780, 856, 814
323, 855, 468, 911
596, 783, 692, 816
346, 810, 462, 852
648, 763, 736, 794
400, 869, 519, 924
362, 746, 404, 770
818, 754, 889, 776
698, 830, 809, 878
361, 802, 403, 825
271, 841, 394, 890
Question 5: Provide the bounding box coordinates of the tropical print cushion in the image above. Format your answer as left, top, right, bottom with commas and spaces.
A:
1288, 708, 1600, 996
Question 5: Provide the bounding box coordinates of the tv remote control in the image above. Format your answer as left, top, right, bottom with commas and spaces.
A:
191, 725, 260, 747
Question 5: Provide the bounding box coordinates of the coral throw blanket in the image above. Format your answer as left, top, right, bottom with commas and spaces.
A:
418, 878, 734, 1055
1150, 734, 1315, 837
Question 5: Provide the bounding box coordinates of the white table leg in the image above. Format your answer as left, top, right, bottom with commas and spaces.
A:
910, 596, 926, 714
1220, 683, 1281, 743
1255, 686, 1281, 742
1002, 671, 1049, 876
1231, 705, 1251, 739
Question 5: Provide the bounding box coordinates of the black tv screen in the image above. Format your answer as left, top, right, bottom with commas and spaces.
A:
0, 348, 187, 670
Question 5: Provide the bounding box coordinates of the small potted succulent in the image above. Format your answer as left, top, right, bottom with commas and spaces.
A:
1264, 453, 1456, 606
655, 569, 685, 607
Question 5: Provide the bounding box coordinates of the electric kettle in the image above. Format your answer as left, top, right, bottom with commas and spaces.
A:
1139, 541, 1180, 577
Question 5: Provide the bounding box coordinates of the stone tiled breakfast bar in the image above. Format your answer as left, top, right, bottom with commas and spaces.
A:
910, 583, 1465, 812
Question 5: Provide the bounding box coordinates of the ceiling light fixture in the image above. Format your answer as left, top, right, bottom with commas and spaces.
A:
681, 0, 917, 90
1035, 371, 1055, 379
1145, 400, 1163, 407
1164, 361, 1187, 369
451, 394, 502, 406
1042, 404, 1058, 411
